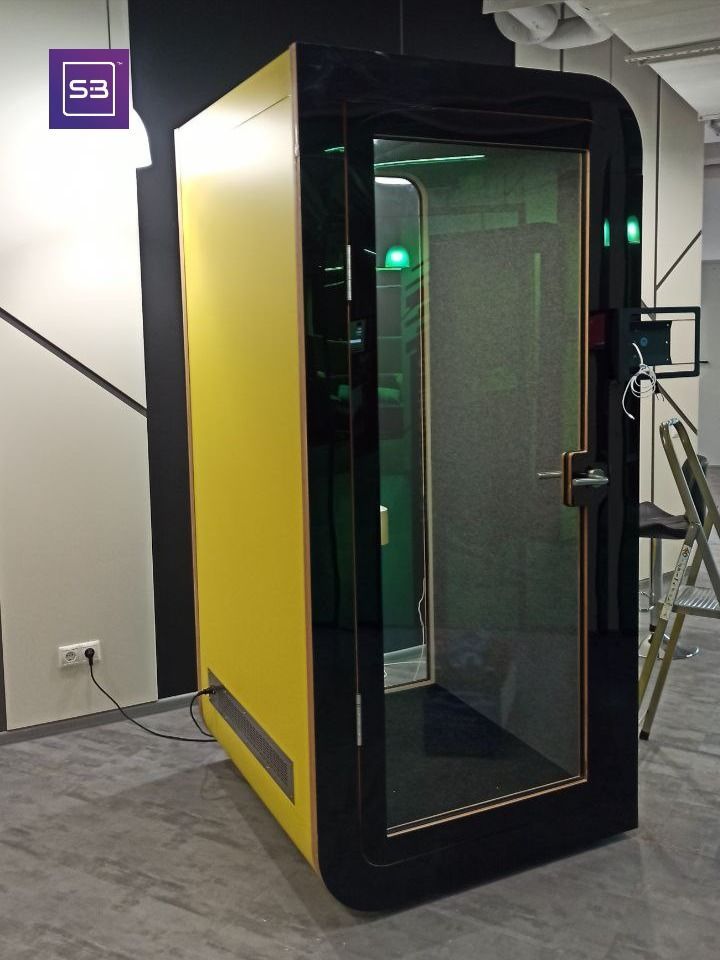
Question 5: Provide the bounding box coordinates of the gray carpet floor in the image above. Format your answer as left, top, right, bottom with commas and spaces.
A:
1, 621, 718, 960
1, 494, 720, 958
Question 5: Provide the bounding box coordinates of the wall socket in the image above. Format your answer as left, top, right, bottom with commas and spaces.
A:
58, 640, 102, 669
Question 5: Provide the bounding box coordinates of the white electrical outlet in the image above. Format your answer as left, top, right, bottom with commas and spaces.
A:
58, 640, 102, 669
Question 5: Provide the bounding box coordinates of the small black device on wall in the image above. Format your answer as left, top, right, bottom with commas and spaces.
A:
620, 306, 701, 379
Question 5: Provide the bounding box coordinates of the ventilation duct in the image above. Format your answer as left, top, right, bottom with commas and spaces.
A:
494, 2, 612, 50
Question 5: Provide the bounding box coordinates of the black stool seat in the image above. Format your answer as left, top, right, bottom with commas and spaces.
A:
639, 502, 688, 540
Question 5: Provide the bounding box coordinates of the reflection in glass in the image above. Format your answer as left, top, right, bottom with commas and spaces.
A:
374, 140, 584, 832
376, 176, 428, 690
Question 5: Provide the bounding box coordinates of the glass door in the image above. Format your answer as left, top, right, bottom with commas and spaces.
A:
367, 137, 587, 834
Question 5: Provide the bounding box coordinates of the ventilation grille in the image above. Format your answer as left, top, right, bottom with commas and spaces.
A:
208, 671, 294, 802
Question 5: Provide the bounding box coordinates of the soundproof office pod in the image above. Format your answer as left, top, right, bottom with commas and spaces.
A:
175, 44, 641, 909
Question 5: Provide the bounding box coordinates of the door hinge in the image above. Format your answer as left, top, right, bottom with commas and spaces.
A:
355, 693, 362, 747
346, 244, 352, 302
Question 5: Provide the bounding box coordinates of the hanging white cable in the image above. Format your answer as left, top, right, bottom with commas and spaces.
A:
411, 577, 427, 683
622, 342, 657, 420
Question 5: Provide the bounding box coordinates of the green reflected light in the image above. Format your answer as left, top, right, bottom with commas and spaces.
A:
375, 153, 485, 169
627, 215, 641, 244
384, 245, 410, 269
603, 218, 611, 247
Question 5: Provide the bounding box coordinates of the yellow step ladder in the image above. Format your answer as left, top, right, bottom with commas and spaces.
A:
638, 418, 720, 739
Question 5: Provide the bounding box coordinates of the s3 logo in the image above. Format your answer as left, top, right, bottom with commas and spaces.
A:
50, 50, 129, 128
68, 78, 110, 100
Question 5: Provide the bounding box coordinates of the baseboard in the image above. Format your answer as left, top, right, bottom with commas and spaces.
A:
0, 693, 195, 746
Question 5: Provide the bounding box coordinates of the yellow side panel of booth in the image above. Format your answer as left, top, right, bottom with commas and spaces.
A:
176, 51, 316, 867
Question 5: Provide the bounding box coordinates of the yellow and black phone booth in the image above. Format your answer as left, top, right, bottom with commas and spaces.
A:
175, 44, 642, 909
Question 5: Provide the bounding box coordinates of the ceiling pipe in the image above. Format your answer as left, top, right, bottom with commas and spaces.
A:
494, 5, 559, 45
494, 1, 612, 50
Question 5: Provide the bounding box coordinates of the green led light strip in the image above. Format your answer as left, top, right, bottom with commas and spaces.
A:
375, 154, 486, 168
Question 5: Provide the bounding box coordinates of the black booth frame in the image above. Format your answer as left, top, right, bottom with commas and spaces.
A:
294, 43, 642, 909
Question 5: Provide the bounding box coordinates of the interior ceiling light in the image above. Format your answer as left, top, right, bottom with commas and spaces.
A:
626, 216, 641, 245
105, 0, 151, 169
384, 245, 410, 269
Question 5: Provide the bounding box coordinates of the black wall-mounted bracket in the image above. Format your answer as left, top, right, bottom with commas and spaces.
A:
620, 305, 701, 381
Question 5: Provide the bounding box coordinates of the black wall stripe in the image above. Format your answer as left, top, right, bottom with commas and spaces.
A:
0, 305, 147, 417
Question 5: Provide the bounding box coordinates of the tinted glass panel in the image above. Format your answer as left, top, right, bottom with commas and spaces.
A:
374, 139, 585, 832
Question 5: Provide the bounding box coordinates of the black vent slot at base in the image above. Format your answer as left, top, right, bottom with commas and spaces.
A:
208, 670, 295, 802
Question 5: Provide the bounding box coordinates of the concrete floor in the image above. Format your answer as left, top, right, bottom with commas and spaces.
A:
1, 506, 720, 958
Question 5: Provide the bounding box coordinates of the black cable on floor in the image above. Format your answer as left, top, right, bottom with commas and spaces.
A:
189, 690, 215, 739
85, 649, 216, 743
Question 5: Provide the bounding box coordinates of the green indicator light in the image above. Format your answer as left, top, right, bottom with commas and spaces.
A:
603, 218, 611, 247
384, 245, 410, 269
375, 154, 486, 168
627, 215, 641, 244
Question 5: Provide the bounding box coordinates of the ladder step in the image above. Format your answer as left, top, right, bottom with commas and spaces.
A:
674, 585, 720, 617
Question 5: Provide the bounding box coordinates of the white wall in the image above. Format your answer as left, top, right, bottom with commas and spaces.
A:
700, 260, 720, 464
515, 37, 705, 577
702, 168, 720, 262
0, 0, 156, 728
700, 157, 720, 462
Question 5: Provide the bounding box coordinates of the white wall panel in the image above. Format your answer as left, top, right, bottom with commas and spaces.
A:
0, 325, 157, 728
0, 0, 155, 728
650, 83, 704, 543
657, 84, 704, 292
700, 261, 720, 464
610, 40, 658, 304
514, 45, 561, 71
0, 0, 146, 405
703, 175, 720, 262
563, 38, 611, 80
